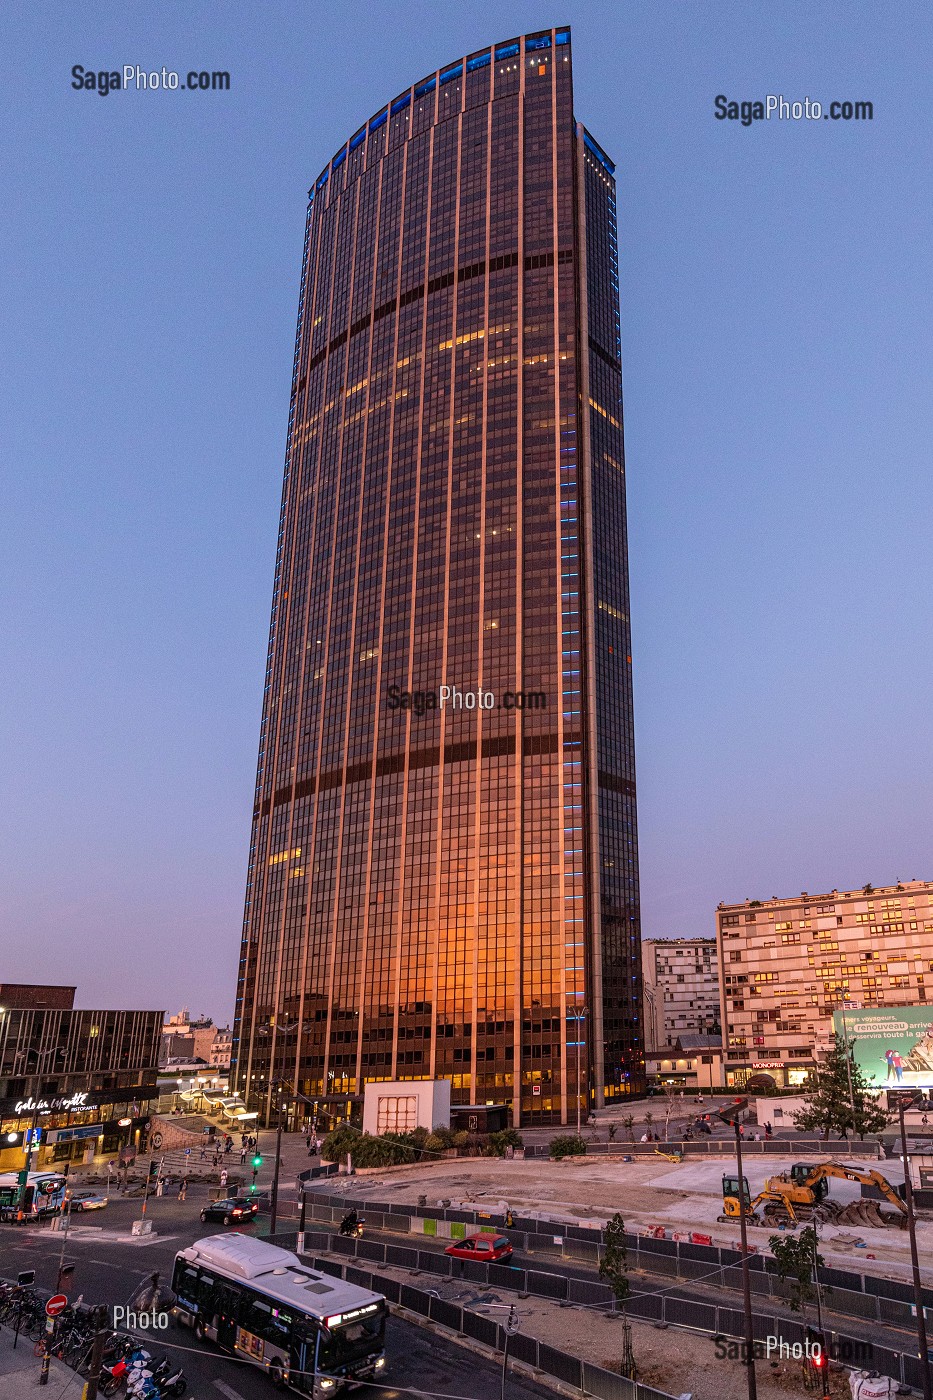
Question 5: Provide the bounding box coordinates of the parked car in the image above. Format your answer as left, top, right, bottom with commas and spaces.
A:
444, 1233, 513, 1263
199, 1197, 258, 1226
69, 1190, 108, 1211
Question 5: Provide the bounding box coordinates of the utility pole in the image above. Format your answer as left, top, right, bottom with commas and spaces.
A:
897, 1096, 932, 1400
718, 1098, 757, 1400
270, 1087, 284, 1235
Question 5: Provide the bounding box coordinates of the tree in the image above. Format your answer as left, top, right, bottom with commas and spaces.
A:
792, 1032, 889, 1140
661, 1084, 679, 1138
607, 1123, 618, 1143
768, 1225, 824, 1313
599, 1214, 636, 1379
621, 1114, 635, 1143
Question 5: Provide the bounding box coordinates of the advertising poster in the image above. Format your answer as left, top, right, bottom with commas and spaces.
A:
834, 1006, 933, 1089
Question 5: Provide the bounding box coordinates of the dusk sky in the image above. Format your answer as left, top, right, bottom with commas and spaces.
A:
3, 2, 931, 1021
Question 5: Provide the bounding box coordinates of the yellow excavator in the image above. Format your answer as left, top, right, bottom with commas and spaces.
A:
719, 1161, 908, 1228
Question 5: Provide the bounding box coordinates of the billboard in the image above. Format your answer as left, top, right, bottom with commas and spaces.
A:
834, 1006, 933, 1090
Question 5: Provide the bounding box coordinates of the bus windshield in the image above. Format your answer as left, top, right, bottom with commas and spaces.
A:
319, 1308, 386, 1371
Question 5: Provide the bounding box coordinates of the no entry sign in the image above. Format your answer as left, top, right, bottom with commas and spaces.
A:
45, 1295, 67, 1317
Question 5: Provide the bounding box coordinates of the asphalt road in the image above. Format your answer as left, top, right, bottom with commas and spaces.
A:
0, 1190, 551, 1400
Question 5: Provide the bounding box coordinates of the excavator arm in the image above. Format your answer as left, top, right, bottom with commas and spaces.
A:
805, 1163, 907, 1216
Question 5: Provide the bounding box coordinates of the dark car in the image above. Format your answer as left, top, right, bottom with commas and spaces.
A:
199, 1197, 258, 1226
444, 1233, 513, 1263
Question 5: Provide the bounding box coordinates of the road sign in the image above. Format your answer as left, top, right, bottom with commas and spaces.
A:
45, 1295, 67, 1317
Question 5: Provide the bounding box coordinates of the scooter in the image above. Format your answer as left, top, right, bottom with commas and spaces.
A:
150, 1356, 188, 1396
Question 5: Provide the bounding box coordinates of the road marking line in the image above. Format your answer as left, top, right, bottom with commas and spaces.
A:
213, 1381, 246, 1399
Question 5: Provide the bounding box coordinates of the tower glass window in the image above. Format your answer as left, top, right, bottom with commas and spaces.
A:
232, 28, 643, 1126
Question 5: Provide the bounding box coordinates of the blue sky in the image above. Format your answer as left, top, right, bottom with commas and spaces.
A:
2, 2, 931, 1018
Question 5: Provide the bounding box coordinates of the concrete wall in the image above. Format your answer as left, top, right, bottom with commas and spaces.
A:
362, 1079, 451, 1135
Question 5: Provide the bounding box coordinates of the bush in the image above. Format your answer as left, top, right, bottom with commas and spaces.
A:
430, 1124, 454, 1148
423, 1132, 448, 1155
319, 1127, 416, 1168
451, 1129, 470, 1149
549, 1134, 587, 1160
488, 1128, 523, 1157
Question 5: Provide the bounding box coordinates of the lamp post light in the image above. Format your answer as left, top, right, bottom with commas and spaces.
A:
896, 1092, 932, 1400
718, 1098, 756, 1400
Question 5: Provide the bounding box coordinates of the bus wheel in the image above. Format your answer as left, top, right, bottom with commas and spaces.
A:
195, 1319, 206, 1342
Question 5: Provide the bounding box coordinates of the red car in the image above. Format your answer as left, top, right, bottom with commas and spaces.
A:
444, 1233, 513, 1263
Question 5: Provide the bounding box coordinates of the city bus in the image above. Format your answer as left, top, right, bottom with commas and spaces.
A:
172, 1233, 387, 1395
0, 1172, 67, 1221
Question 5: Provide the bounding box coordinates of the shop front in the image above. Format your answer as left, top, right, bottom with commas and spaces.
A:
0, 1090, 152, 1171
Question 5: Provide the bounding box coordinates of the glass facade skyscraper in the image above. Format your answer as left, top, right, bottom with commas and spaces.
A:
232, 27, 643, 1126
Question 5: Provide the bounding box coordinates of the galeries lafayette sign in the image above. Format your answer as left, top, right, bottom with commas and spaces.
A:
14, 1092, 92, 1114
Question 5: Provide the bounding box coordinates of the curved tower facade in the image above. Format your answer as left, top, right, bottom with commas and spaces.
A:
233, 26, 643, 1126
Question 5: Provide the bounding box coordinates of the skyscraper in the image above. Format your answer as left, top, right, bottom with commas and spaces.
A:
233, 27, 643, 1126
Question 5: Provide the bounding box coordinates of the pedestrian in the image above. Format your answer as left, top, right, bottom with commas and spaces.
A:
200, 1144, 206, 1161
177, 1178, 188, 1201
765, 1122, 773, 1138
220, 1168, 228, 1188
240, 1146, 247, 1164
224, 1139, 232, 1155
241, 1133, 247, 1148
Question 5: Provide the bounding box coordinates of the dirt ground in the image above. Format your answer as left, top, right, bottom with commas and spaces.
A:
340, 1247, 854, 1400
333, 1153, 933, 1285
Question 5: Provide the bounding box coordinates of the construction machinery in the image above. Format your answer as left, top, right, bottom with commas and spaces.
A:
718, 1161, 908, 1228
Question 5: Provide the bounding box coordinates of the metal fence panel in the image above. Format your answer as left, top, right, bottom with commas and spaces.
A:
417, 1251, 449, 1275
461, 1309, 499, 1347
568, 1278, 614, 1307
508, 1332, 539, 1367
625, 1294, 663, 1322
538, 1342, 582, 1387
430, 1298, 463, 1331
527, 1270, 568, 1300
400, 1285, 430, 1315
582, 1362, 636, 1400
385, 1245, 419, 1269
665, 1297, 715, 1331
356, 1240, 386, 1263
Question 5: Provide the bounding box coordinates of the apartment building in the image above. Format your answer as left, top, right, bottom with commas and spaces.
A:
716, 879, 933, 1088
642, 938, 720, 1049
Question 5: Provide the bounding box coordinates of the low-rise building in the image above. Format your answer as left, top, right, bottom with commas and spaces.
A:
0, 983, 162, 1169
642, 938, 720, 1049
716, 879, 933, 1089
647, 1034, 724, 1090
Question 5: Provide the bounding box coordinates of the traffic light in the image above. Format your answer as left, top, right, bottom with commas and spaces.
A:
147, 1159, 160, 1182
252, 1154, 263, 1170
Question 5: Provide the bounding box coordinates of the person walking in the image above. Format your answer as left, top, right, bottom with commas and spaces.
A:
240, 1145, 247, 1164
200, 1144, 207, 1162
177, 1178, 188, 1201
220, 1168, 228, 1189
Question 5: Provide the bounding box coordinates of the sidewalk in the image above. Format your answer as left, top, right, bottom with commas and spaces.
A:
0, 1328, 73, 1396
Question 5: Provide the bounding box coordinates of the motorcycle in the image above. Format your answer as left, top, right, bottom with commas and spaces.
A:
338, 1214, 365, 1239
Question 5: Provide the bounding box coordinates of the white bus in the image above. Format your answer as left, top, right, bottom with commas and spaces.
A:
172, 1234, 387, 1395
0, 1172, 67, 1221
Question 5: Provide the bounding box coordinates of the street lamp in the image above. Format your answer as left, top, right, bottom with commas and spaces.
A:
717, 1098, 756, 1400
895, 1091, 932, 1400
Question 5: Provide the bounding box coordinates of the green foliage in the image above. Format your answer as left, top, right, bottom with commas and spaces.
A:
319, 1127, 415, 1167
599, 1212, 630, 1304
451, 1129, 470, 1149
487, 1128, 523, 1157
549, 1133, 587, 1160
621, 1114, 636, 1143
423, 1133, 448, 1154
430, 1124, 454, 1148
768, 1225, 824, 1313
792, 1033, 890, 1139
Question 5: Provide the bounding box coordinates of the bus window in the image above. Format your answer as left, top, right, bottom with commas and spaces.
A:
319, 1309, 386, 1371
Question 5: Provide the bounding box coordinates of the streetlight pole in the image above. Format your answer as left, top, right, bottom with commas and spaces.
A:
716, 1099, 757, 1400
897, 1097, 932, 1400
270, 1085, 285, 1236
